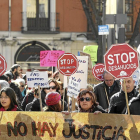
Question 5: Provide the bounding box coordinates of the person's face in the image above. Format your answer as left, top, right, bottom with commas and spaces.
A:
49, 82, 56, 92
44, 88, 50, 94
55, 74, 59, 80
79, 93, 93, 111
16, 67, 21, 75
104, 73, 115, 87
122, 77, 135, 93
19, 82, 25, 92
0, 92, 11, 110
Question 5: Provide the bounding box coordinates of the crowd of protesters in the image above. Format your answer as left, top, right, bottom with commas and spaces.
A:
0, 64, 139, 116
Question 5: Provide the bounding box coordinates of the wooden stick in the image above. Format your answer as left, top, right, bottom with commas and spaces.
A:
67, 96, 69, 112
38, 85, 43, 111
123, 79, 130, 115
63, 88, 65, 111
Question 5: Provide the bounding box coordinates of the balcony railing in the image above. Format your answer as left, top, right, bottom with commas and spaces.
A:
21, 12, 60, 34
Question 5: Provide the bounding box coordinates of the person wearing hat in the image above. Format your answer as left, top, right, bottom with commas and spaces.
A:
45, 92, 62, 112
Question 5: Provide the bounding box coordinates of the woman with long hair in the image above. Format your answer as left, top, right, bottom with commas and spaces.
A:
0, 87, 22, 111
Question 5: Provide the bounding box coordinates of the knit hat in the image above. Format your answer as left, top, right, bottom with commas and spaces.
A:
46, 92, 61, 106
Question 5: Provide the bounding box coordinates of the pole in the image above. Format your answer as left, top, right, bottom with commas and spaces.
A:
123, 79, 130, 115
38, 85, 43, 111
102, 0, 106, 62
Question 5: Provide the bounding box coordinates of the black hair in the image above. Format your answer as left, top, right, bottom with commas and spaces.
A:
0, 75, 8, 82
4, 71, 12, 81
11, 64, 20, 72
0, 87, 18, 110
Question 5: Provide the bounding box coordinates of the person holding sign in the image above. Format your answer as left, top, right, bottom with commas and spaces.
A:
75, 90, 106, 113
0, 87, 22, 111
108, 77, 139, 114
94, 71, 121, 111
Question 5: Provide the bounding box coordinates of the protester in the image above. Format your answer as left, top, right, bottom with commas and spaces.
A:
53, 71, 60, 81
21, 88, 35, 111
41, 87, 50, 106
108, 77, 139, 114
16, 78, 26, 98
0, 80, 9, 90
126, 94, 140, 115
76, 90, 106, 113
45, 92, 62, 112
0, 75, 9, 82
30, 88, 48, 111
0, 87, 22, 111
7, 64, 21, 80
94, 71, 121, 110
48, 79, 68, 111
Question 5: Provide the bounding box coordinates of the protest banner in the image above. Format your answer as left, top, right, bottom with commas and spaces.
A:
67, 56, 88, 98
78, 51, 101, 85
0, 112, 140, 140
83, 45, 98, 62
40, 50, 65, 67
26, 71, 49, 88
132, 69, 139, 88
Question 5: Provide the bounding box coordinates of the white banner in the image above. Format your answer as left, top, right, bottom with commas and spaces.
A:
26, 71, 49, 88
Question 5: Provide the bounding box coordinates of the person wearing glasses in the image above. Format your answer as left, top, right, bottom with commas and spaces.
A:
94, 71, 121, 111
0, 87, 22, 111
75, 90, 106, 113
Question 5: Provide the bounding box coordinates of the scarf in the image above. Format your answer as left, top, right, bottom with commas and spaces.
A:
21, 88, 26, 97
0, 105, 17, 111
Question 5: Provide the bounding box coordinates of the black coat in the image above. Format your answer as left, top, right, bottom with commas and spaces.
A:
126, 94, 140, 115
21, 92, 34, 111
108, 88, 139, 114
94, 80, 121, 110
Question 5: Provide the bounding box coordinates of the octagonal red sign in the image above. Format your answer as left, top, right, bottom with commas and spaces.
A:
0, 54, 7, 76
57, 53, 79, 76
104, 43, 139, 79
92, 63, 105, 81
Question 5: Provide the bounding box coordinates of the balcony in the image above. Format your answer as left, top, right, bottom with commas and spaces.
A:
21, 12, 60, 34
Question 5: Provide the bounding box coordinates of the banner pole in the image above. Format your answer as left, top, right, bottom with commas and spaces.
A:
123, 79, 130, 115
38, 85, 43, 111
63, 76, 65, 111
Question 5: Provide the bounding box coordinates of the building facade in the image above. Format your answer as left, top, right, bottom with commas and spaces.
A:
0, 0, 139, 72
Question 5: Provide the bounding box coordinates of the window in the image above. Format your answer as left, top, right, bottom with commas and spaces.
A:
125, 0, 133, 32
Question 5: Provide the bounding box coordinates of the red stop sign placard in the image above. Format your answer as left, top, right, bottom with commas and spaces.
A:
104, 43, 139, 79
0, 54, 7, 76
92, 63, 105, 81
57, 53, 79, 76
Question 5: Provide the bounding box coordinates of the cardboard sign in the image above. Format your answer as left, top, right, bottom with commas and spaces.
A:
132, 69, 139, 88
40, 50, 65, 67
68, 56, 88, 98
83, 45, 98, 62
67, 79, 81, 98
26, 71, 49, 88
0, 112, 140, 140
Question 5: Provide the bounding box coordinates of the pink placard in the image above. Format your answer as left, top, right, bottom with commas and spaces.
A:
40, 50, 65, 67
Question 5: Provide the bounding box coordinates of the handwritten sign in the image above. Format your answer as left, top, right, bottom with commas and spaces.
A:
40, 50, 65, 67
68, 56, 88, 98
83, 45, 98, 62
0, 112, 139, 140
26, 71, 49, 88
67, 79, 81, 98
132, 69, 139, 88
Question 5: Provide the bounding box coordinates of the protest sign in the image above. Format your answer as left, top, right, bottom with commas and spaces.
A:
0, 112, 140, 140
26, 71, 49, 88
67, 56, 88, 98
132, 69, 139, 88
40, 50, 65, 67
83, 45, 98, 62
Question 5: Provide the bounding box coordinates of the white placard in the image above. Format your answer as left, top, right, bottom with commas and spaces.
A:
67, 79, 81, 98
132, 69, 139, 88
26, 71, 49, 88
68, 56, 88, 98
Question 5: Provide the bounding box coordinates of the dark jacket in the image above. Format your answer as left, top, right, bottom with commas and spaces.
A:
74, 105, 106, 113
94, 80, 121, 109
126, 94, 140, 115
108, 88, 139, 114
21, 92, 34, 111
10, 82, 23, 102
